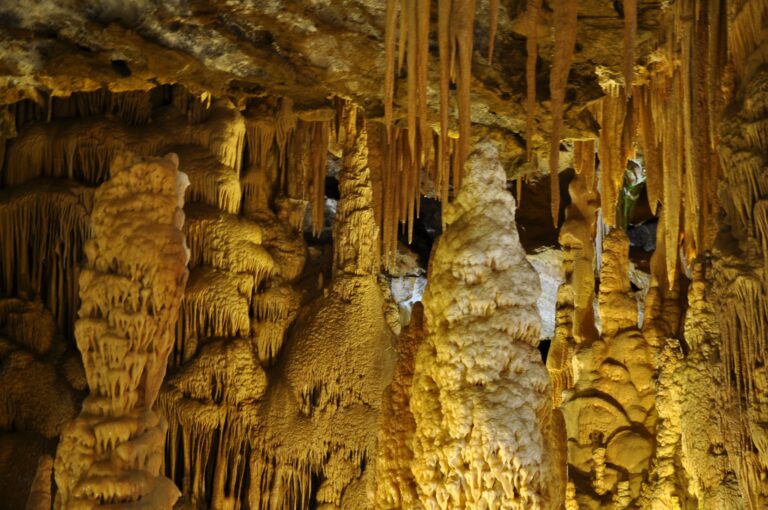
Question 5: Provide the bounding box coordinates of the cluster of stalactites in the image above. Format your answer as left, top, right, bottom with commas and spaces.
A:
3, 94, 245, 189
243, 97, 336, 237
377, 121, 464, 269
712, 29, 768, 504
574, 0, 724, 295
54, 152, 188, 509
383, 0, 481, 185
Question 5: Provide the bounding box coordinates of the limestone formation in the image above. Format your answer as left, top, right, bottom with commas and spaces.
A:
374, 303, 425, 510
410, 141, 561, 509
54, 152, 189, 509
0, 1, 767, 509
561, 230, 656, 508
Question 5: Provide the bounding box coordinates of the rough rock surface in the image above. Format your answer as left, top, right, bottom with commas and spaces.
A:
0, 0, 662, 172
410, 140, 561, 509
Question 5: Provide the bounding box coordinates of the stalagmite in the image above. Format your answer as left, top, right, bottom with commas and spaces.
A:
333, 112, 380, 276
411, 140, 561, 509
561, 231, 656, 507
374, 303, 424, 510
54, 152, 189, 509
548, 140, 598, 410
678, 264, 744, 509
25, 455, 53, 510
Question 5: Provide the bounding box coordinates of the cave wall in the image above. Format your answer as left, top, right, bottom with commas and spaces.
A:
0, 0, 767, 509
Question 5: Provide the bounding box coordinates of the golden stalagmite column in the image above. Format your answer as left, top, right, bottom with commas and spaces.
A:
54, 152, 189, 509
410, 140, 562, 509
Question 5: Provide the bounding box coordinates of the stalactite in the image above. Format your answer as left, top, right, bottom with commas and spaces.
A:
663, 72, 683, 290
384, 0, 398, 139
453, 0, 476, 171
488, 0, 499, 65
177, 266, 253, 347
172, 84, 212, 123
524, 0, 541, 162
3, 98, 244, 188
47, 88, 154, 126
251, 283, 299, 362
308, 121, 329, 237
275, 98, 296, 182
549, 0, 579, 227
623, 0, 636, 98
175, 144, 242, 214
416, 0, 430, 162
712, 61, 768, 500
595, 91, 628, 229
383, 0, 476, 201
54, 152, 188, 509
438, 0, 452, 204
638, 85, 662, 214
727, 0, 768, 80
160, 338, 266, 509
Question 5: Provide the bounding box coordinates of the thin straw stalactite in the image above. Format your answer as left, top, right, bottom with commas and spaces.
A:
453, 0, 477, 171
623, 0, 637, 97
488, 0, 499, 64
549, 0, 579, 227
526, 0, 543, 162
438, 0, 453, 206
384, 0, 398, 140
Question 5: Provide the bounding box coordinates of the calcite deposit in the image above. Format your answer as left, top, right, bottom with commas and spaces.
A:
54, 152, 189, 509
0, 0, 767, 509
409, 141, 561, 509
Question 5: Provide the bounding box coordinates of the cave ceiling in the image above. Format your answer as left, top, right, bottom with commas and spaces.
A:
0, 0, 661, 172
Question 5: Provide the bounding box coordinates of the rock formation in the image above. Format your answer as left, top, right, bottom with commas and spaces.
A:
0, 1, 767, 509
410, 141, 561, 509
54, 152, 189, 508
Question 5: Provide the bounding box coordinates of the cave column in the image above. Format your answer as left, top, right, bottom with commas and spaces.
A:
54, 152, 189, 509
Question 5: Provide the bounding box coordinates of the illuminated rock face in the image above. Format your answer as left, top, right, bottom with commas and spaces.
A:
711, 61, 768, 509
410, 141, 561, 509
54, 153, 189, 509
560, 230, 656, 508
1, 2, 768, 509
